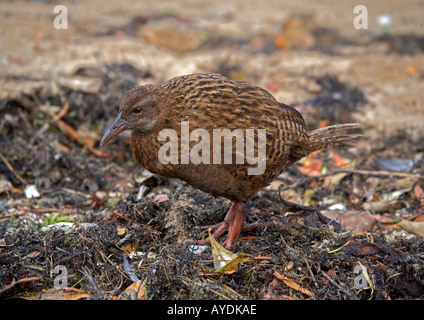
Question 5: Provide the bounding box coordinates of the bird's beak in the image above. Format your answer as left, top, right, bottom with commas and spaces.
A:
100, 111, 130, 147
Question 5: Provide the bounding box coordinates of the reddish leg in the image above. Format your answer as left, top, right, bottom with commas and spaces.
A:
197, 202, 247, 249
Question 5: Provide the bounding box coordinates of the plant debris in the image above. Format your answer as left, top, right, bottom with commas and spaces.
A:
1, 1, 424, 301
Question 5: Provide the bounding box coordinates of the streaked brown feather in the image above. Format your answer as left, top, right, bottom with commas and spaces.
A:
124, 73, 361, 202
102, 72, 362, 248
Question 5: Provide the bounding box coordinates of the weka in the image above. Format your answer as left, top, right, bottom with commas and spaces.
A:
100, 73, 361, 249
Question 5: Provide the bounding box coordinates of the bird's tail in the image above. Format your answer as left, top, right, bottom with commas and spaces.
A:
308, 123, 364, 152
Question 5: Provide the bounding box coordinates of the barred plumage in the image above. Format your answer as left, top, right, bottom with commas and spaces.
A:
101, 73, 362, 248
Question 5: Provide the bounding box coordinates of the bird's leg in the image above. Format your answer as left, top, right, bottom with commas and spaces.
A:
222, 202, 247, 249
196, 202, 247, 249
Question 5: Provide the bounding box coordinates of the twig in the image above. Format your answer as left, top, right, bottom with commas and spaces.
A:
301, 250, 317, 287
79, 266, 99, 294
96, 248, 131, 282
384, 213, 420, 231
320, 270, 357, 299
52, 100, 70, 123
0, 150, 27, 185
343, 169, 424, 179
0, 211, 28, 220
279, 169, 424, 192
251, 253, 272, 261
62, 187, 92, 199
50, 102, 111, 158
31, 208, 60, 214
0, 277, 40, 295
54, 119, 112, 158
113, 211, 131, 222
264, 278, 279, 300
63, 287, 88, 294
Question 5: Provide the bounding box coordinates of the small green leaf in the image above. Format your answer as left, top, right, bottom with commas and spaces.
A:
27, 265, 43, 271
106, 197, 121, 209
43, 212, 74, 225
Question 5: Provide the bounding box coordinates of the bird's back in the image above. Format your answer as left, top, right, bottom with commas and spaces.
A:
130, 73, 359, 202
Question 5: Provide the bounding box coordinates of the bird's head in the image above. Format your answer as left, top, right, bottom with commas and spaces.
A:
100, 85, 161, 146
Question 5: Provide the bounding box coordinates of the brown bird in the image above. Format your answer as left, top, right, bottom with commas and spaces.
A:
100, 73, 361, 249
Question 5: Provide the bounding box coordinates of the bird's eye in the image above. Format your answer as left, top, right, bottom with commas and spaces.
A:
134, 107, 142, 114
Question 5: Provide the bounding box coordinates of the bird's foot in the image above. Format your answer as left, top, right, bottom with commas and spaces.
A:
194, 202, 247, 249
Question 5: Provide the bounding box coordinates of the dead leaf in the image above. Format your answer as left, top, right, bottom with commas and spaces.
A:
323, 172, 347, 188
277, 188, 303, 203
296, 154, 322, 177
24, 251, 42, 259
330, 151, 351, 169
321, 210, 376, 234
209, 229, 237, 270
279, 16, 315, 49
265, 81, 279, 92
396, 176, 416, 190
153, 194, 169, 203
303, 189, 317, 204
274, 35, 288, 49
273, 271, 315, 297
415, 215, 424, 222
404, 64, 417, 76
142, 24, 205, 52
209, 229, 251, 274
373, 214, 395, 223
116, 225, 126, 236
22, 287, 90, 300
91, 191, 106, 207
318, 119, 329, 128
119, 280, 146, 300
221, 253, 252, 273
363, 200, 401, 213
120, 240, 138, 255
399, 220, 424, 237
414, 184, 424, 206
0, 178, 12, 194
344, 241, 408, 263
